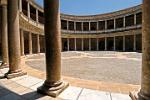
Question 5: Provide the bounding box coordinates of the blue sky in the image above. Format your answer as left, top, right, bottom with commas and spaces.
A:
35, 0, 142, 15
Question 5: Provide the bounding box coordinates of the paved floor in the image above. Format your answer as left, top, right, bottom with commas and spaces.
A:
0, 68, 131, 100
26, 51, 141, 85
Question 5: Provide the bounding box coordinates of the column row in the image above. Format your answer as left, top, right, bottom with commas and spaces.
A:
61, 12, 142, 31
20, 30, 45, 56
62, 34, 142, 52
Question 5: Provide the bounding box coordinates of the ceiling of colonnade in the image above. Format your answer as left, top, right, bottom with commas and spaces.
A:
35, 0, 142, 15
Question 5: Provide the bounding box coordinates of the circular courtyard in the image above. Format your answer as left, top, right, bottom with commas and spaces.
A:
25, 51, 141, 85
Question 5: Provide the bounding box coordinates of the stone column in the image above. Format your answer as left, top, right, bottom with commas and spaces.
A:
82, 38, 84, 51
19, 0, 22, 12
36, 9, 39, 23
67, 38, 69, 51
27, 2, 30, 19
81, 22, 83, 31
74, 22, 76, 31
123, 16, 126, 27
105, 20, 107, 30
29, 32, 32, 54
123, 36, 125, 51
97, 38, 99, 51
74, 38, 77, 51
37, 34, 40, 53
89, 38, 91, 51
0, 4, 9, 68
133, 35, 136, 51
37, 0, 69, 97
138, 0, 150, 99
67, 21, 69, 30
114, 19, 116, 29
20, 29, 24, 56
134, 14, 136, 25
97, 22, 99, 31
89, 22, 91, 31
6, 0, 26, 79
105, 37, 107, 51
114, 37, 116, 51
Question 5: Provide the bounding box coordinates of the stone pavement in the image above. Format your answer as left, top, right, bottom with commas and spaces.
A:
26, 51, 141, 85
0, 68, 131, 100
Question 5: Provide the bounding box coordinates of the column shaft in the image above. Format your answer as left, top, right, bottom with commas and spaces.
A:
27, 2, 30, 19
20, 29, 24, 56
89, 38, 91, 51
36, 9, 39, 23
29, 32, 32, 54
105, 37, 107, 51
19, 0, 22, 12
38, 0, 68, 97
114, 37, 116, 51
123, 36, 125, 51
133, 35, 136, 51
74, 38, 77, 51
138, 0, 150, 99
123, 17, 126, 27
0, 5, 9, 67
37, 34, 40, 53
89, 22, 91, 31
67, 38, 69, 51
97, 38, 99, 51
82, 38, 84, 51
7, 0, 26, 78
134, 14, 136, 25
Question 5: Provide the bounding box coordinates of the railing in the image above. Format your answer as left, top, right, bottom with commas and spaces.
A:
61, 25, 141, 34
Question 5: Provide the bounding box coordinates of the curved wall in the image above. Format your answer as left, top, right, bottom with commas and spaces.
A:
4, 0, 142, 54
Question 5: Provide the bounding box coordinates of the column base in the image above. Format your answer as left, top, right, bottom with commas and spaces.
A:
5, 70, 27, 79
0, 63, 9, 69
138, 90, 150, 100
37, 81, 69, 97
129, 91, 138, 100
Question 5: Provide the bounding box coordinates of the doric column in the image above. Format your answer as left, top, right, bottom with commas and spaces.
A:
114, 37, 116, 51
97, 38, 99, 51
0, 4, 9, 68
96, 22, 98, 31
123, 16, 126, 27
74, 22, 76, 31
6, 0, 26, 78
133, 35, 136, 51
38, 0, 69, 97
105, 37, 107, 51
67, 21, 69, 30
114, 19, 116, 29
37, 34, 40, 53
138, 0, 150, 99
27, 2, 30, 19
82, 38, 84, 51
67, 38, 69, 51
74, 38, 77, 51
81, 22, 83, 31
20, 29, 24, 56
19, 0, 22, 12
36, 9, 39, 23
123, 36, 125, 51
29, 32, 32, 54
89, 22, 91, 31
105, 20, 107, 30
89, 38, 91, 51
134, 14, 136, 25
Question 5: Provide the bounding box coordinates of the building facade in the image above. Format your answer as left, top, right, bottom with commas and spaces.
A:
0, 0, 142, 56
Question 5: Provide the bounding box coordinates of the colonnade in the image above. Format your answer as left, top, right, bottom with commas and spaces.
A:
62, 34, 142, 52
0, 0, 150, 99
